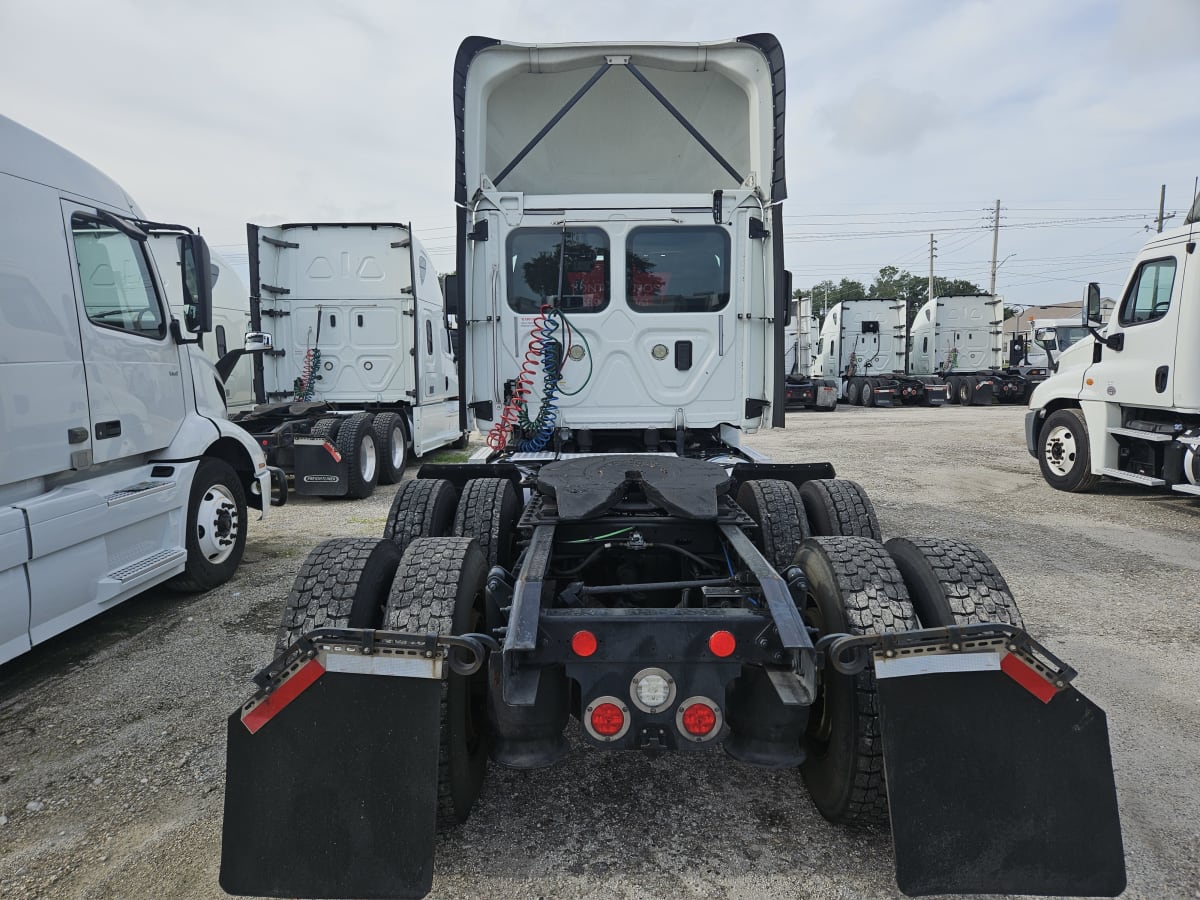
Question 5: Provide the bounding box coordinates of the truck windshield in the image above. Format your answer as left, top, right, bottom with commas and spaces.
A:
507, 228, 609, 313
1056, 326, 1090, 347
627, 226, 730, 313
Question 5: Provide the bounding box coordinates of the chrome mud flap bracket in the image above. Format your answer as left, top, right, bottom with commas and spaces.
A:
824, 625, 1126, 897
219, 628, 491, 900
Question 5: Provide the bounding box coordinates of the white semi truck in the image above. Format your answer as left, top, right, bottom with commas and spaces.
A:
0, 115, 283, 665
909, 294, 1045, 404
812, 298, 948, 406
1027, 213, 1200, 495
784, 296, 839, 410
227, 222, 466, 499
219, 36, 1124, 900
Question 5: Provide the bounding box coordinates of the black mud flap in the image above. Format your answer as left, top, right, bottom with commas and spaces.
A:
875, 647, 1125, 897
220, 658, 441, 899
293, 438, 348, 496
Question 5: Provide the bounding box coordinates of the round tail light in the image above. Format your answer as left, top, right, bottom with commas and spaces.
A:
676, 697, 722, 742
571, 630, 597, 657
584, 695, 630, 742
708, 630, 736, 658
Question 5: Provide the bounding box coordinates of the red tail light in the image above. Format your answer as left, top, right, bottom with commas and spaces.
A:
590, 702, 624, 736
571, 630, 598, 657
708, 630, 736, 658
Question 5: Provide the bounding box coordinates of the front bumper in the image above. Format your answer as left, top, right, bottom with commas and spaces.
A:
1025, 409, 1041, 458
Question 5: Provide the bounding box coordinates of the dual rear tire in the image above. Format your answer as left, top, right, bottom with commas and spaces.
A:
795, 527, 1022, 826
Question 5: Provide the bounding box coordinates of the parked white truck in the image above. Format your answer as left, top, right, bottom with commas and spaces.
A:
811, 298, 947, 406
0, 115, 283, 665
783, 296, 839, 410
219, 35, 1125, 900
909, 294, 1045, 404
1026, 216, 1200, 495
228, 222, 467, 499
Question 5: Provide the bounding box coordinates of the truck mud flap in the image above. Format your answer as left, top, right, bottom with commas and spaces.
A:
220, 630, 460, 899
828, 627, 1125, 897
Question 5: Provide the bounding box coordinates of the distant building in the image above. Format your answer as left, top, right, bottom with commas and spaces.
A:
1002, 299, 1115, 337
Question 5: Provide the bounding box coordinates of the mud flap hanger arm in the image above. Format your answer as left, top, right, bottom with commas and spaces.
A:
492, 58, 745, 189
816, 622, 1079, 683
252, 627, 500, 691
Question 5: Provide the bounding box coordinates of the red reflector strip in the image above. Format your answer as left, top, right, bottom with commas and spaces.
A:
241, 659, 325, 734
322, 443, 342, 463
1000, 652, 1057, 704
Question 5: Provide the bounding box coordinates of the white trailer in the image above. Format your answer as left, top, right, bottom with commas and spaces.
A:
230, 223, 466, 499
909, 294, 1042, 404
812, 299, 947, 406
0, 115, 283, 665
1026, 217, 1200, 495
147, 236, 255, 410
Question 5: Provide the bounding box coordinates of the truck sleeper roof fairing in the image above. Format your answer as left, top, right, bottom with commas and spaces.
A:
453, 35, 789, 434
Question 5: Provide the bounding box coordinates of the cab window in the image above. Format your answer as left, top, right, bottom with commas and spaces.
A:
72, 215, 164, 338
1119, 258, 1176, 326
626, 226, 730, 313
507, 228, 609, 313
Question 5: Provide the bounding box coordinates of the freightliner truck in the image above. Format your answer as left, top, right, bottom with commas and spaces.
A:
218, 36, 1125, 900
1027, 202, 1200, 495
227, 223, 467, 499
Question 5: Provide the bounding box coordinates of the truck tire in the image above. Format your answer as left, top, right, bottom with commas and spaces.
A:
454, 478, 521, 570
384, 537, 489, 828
1038, 408, 1101, 492
944, 377, 960, 404
846, 378, 863, 406
736, 479, 811, 571
372, 412, 408, 485
798, 479, 881, 541
884, 537, 1024, 629
958, 377, 974, 405
309, 416, 342, 440
383, 478, 459, 556
796, 536, 917, 825
861, 379, 876, 407
274, 537, 403, 654
336, 412, 379, 499
169, 458, 248, 593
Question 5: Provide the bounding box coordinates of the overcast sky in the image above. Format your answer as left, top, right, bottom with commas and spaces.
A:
3, 0, 1197, 308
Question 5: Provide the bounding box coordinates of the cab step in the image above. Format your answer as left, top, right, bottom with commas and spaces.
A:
98, 547, 188, 603
1100, 467, 1166, 486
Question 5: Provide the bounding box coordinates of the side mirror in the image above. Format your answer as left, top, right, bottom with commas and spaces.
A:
1085, 282, 1102, 326
442, 273, 459, 318
1034, 327, 1057, 346
180, 233, 213, 333
244, 332, 273, 353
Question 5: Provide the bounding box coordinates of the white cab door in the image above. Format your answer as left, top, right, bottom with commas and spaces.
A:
64, 203, 187, 463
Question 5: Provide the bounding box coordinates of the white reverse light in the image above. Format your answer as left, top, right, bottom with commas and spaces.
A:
630, 667, 676, 713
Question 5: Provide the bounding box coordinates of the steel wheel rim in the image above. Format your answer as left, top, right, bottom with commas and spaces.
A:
389, 425, 405, 470
1044, 424, 1078, 477
360, 434, 378, 482
197, 483, 239, 564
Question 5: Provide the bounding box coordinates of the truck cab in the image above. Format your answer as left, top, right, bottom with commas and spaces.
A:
1027, 222, 1200, 494
0, 115, 280, 665
456, 37, 786, 452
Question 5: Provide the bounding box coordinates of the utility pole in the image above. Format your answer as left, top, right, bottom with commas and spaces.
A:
988, 199, 1001, 295
1154, 184, 1176, 233
928, 233, 937, 303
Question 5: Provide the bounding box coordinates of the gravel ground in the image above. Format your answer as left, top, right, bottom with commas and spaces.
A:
2, 404, 1198, 899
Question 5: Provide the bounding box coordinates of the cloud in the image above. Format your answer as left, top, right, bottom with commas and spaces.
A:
821, 79, 947, 155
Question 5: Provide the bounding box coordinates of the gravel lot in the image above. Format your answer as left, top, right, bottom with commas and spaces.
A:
2, 404, 1198, 900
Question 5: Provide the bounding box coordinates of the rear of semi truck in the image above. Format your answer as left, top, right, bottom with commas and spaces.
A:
219, 37, 1125, 900
230, 223, 465, 499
